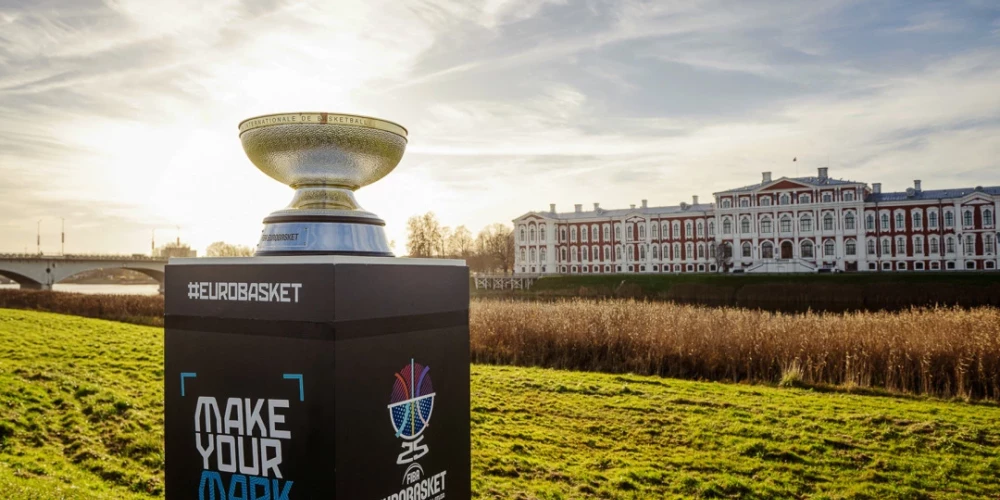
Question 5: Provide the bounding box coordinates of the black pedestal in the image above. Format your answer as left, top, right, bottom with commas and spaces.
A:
164, 256, 470, 500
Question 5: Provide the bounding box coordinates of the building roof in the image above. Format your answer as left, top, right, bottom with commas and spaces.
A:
716, 176, 860, 194
868, 186, 1000, 202
518, 203, 715, 221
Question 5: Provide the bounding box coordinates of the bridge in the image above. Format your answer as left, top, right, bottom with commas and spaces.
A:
0, 254, 167, 292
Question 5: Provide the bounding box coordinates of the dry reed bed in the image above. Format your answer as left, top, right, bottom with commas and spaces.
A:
0, 289, 164, 327
471, 299, 1000, 400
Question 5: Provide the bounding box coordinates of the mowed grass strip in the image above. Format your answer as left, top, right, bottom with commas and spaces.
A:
0, 309, 999, 499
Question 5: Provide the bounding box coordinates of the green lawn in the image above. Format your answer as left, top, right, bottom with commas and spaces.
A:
1, 308, 999, 498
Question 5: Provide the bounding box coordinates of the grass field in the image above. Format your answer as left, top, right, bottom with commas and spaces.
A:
2, 309, 1000, 498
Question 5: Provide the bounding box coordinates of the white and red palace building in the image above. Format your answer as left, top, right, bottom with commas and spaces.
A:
513, 168, 1000, 274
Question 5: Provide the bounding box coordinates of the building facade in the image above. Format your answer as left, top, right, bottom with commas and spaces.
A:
512, 168, 1000, 274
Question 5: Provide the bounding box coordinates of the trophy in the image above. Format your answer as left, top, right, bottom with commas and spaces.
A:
239, 112, 408, 256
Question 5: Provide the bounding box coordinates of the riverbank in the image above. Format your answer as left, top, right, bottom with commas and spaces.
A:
1, 309, 998, 499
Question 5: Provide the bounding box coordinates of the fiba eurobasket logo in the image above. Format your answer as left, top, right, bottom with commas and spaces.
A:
382, 359, 447, 500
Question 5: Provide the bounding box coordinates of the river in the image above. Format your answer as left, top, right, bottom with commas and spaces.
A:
0, 283, 161, 295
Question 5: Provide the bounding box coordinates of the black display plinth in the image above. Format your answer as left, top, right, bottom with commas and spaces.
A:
164, 256, 470, 500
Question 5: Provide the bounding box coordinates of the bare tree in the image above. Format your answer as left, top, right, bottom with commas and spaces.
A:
476, 223, 515, 273
448, 226, 474, 258
206, 241, 254, 257
407, 212, 446, 257
711, 241, 731, 273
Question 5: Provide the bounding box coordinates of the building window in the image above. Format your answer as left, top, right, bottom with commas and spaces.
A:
823, 213, 834, 231
929, 212, 938, 229
781, 216, 791, 233
945, 211, 954, 228
800, 194, 812, 204
560, 228, 567, 242
822, 193, 832, 203
801, 240, 814, 258
603, 226, 610, 240
929, 236, 939, 255
867, 239, 876, 255
742, 242, 752, 258
673, 243, 680, 260
881, 213, 890, 230
800, 215, 812, 232
965, 235, 975, 255
697, 221, 704, 237
825, 240, 836, 257
652, 245, 658, 259
761, 218, 772, 234
708, 221, 715, 236
639, 245, 646, 260
571, 227, 577, 242
685, 222, 693, 237
866, 214, 875, 231
520, 248, 526, 262
709, 244, 716, 259
531, 248, 538, 263
660, 223, 668, 239
845, 191, 855, 202
964, 210, 974, 228
723, 219, 732, 234
697, 244, 705, 259
741, 218, 751, 233
603, 247, 610, 261
882, 239, 891, 255
529, 227, 536, 242
592, 224, 599, 241
519, 227, 526, 242
986, 235, 996, 254
913, 212, 922, 230
846, 239, 856, 256
895, 213, 905, 231
780, 194, 790, 205
761, 242, 774, 259
571, 247, 578, 262
722, 199, 732, 208
844, 212, 856, 230
946, 236, 955, 254
651, 223, 658, 239
627, 225, 633, 241
615, 225, 621, 240
540, 248, 547, 262
740, 198, 749, 208
673, 222, 680, 237
914, 237, 923, 255
985, 209, 994, 227
686, 243, 693, 259
896, 237, 906, 255
638, 225, 645, 240
616, 246, 622, 260
560, 248, 567, 261
581, 226, 588, 242
761, 196, 772, 206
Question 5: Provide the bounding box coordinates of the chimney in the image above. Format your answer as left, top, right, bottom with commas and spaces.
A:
641, 199, 648, 208
550, 203, 556, 213
818, 167, 828, 180
630, 204, 636, 209
873, 183, 881, 194
692, 195, 699, 205
593, 202, 600, 211
914, 180, 922, 192
574, 204, 582, 213
762, 171, 772, 183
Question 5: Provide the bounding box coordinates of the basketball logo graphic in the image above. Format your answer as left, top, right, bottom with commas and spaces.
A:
388, 359, 436, 439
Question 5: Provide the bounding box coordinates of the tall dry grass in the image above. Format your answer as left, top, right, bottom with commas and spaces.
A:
0, 289, 164, 326
471, 299, 1000, 400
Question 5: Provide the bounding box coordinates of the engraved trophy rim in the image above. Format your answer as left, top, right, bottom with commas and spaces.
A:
238, 111, 408, 140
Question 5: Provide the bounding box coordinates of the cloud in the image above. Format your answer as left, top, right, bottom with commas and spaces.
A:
0, 0, 998, 254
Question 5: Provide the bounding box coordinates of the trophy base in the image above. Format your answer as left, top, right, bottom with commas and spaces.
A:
256, 212, 393, 257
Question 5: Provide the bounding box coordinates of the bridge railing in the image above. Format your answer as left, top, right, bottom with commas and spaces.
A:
0, 253, 166, 261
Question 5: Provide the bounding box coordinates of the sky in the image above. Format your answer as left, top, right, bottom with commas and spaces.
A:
0, 0, 998, 256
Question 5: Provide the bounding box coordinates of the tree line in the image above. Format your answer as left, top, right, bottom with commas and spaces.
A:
406, 212, 514, 273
